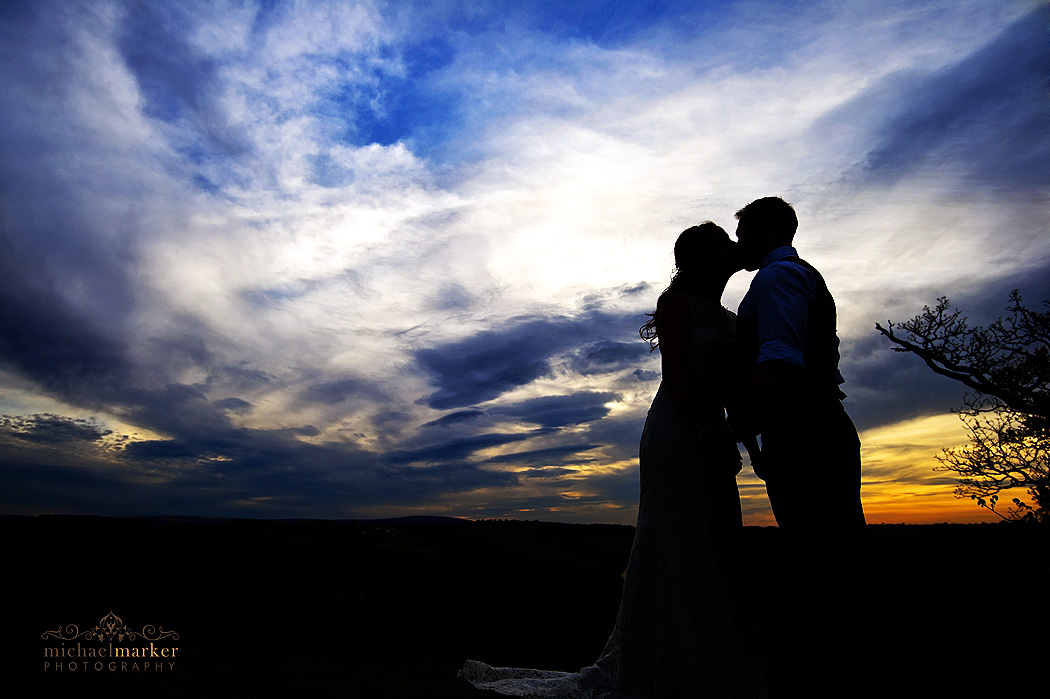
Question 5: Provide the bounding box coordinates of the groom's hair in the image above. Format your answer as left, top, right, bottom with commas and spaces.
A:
735, 197, 798, 243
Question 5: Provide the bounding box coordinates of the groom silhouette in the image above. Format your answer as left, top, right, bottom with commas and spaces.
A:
732, 196, 867, 695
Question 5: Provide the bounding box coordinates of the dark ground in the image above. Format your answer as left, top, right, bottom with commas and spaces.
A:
2, 515, 1046, 698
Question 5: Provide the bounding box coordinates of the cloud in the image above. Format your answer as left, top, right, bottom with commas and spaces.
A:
386, 429, 555, 466
301, 377, 379, 405
414, 311, 639, 409
632, 369, 660, 382
206, 365, 274, 391
123, 438, 203, 461
485, 444, 603, 467
569, 340, 650, 375
0, 255, 134, 404
519, 466, 581, 479
419, 410, 487, 429
0, 414, 112, 444
214, 397, 252, 414
414, 318, 576, 409
843, 261, 1050, 432
490, 392, 617, 428
0, 0, 1044, 524
859, 6, 1050, 192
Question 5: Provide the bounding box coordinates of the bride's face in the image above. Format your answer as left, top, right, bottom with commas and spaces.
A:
708, 238, 742, 276
674, 226, 741, 278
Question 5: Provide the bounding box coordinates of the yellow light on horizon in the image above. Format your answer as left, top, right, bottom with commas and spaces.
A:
857, 413, 999, 524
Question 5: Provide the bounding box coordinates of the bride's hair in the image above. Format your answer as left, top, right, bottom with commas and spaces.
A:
639, 221, 729, 351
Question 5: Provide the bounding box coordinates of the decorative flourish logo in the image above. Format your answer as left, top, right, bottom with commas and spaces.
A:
42, 610, 179, 643
41, 611, 180, 673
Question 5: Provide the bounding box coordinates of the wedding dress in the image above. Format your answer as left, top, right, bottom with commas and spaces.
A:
461, 295, 763, 698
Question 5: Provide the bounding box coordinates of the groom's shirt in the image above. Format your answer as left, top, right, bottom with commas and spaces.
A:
738, 245, 845, 390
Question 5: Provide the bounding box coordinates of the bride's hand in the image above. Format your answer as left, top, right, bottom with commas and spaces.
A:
697, 426, 730, 448
697, 427, 743, 474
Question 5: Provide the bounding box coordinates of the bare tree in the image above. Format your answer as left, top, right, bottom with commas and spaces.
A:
876, 291, 1049, 522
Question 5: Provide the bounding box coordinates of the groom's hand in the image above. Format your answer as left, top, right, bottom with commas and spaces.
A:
736, 360, 808, 435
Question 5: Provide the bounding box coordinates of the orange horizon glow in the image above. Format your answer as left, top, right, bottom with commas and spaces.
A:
483, 411, 1007, 527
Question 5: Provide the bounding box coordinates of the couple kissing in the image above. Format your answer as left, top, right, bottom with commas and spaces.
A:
462, 196, 867, 699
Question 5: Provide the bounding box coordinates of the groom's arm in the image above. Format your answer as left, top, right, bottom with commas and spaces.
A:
735, 262, 815, 434
752, 260, 813, 368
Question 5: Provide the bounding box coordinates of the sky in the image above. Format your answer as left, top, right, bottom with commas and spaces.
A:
1, 0, 1047, 525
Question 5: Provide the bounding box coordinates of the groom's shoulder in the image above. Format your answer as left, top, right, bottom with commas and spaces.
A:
755, 257, 815, 284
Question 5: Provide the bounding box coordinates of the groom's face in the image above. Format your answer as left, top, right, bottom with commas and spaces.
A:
734, 219, 765, 271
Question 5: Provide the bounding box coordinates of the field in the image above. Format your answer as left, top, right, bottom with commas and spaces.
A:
3, 515, 1045, 697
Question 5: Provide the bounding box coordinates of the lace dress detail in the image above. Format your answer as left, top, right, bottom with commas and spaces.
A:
461, 295, 764, 698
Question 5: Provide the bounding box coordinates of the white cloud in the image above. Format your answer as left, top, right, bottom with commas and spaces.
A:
1, 0, 1045, 520
121, 0, 1050, 448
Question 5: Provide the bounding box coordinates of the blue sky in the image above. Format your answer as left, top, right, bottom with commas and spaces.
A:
0, 0, 1047, 523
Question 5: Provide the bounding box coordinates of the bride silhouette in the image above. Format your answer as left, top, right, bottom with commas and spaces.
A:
461, 223, 764, 698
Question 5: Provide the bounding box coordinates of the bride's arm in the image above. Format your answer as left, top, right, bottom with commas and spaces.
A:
654, 291, 703, 430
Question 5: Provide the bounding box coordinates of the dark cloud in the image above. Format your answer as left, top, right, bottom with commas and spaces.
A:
386, 429, 554, 465
582, 464, 641, 508
579, 282, 654, 311
484, 443, 602, 466
214, 397, 253, 414
519, 467, 580, 479
3, 1, 1030, 525
0, 0, 657, 522
0, 27, 240, 445
116, 2, 250, 161
853, 6, 1050, 191
414, 318, 577, 409
0, 448, 367, 518
141, 318, 217, 375
949, 264, 1050, 323
206, 366, 275, 391
242, 279, 325, 308
419, 410, 487, 429
573, 411, 649, 463
0, 235, 135, 404
428, 283, 475, 311
0, 412, 530, 517
0, 414, 111, 444
490, 392, 617, 428
124, 439, 203, 461
302, 378, 371, 405
124, 383, 236, 439
619, 282, 650, 296
379, 461, 520, 492
846, 263, 1050, 432
569, 340, 648, 375
0, 11, 153, 342
841, 334, 969, 433
414, 309, 643, 409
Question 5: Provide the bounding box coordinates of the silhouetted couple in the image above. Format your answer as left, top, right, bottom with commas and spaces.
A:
462, 197, 866, 698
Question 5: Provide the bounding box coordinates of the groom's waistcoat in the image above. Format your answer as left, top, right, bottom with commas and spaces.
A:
738, 255, 845, 400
